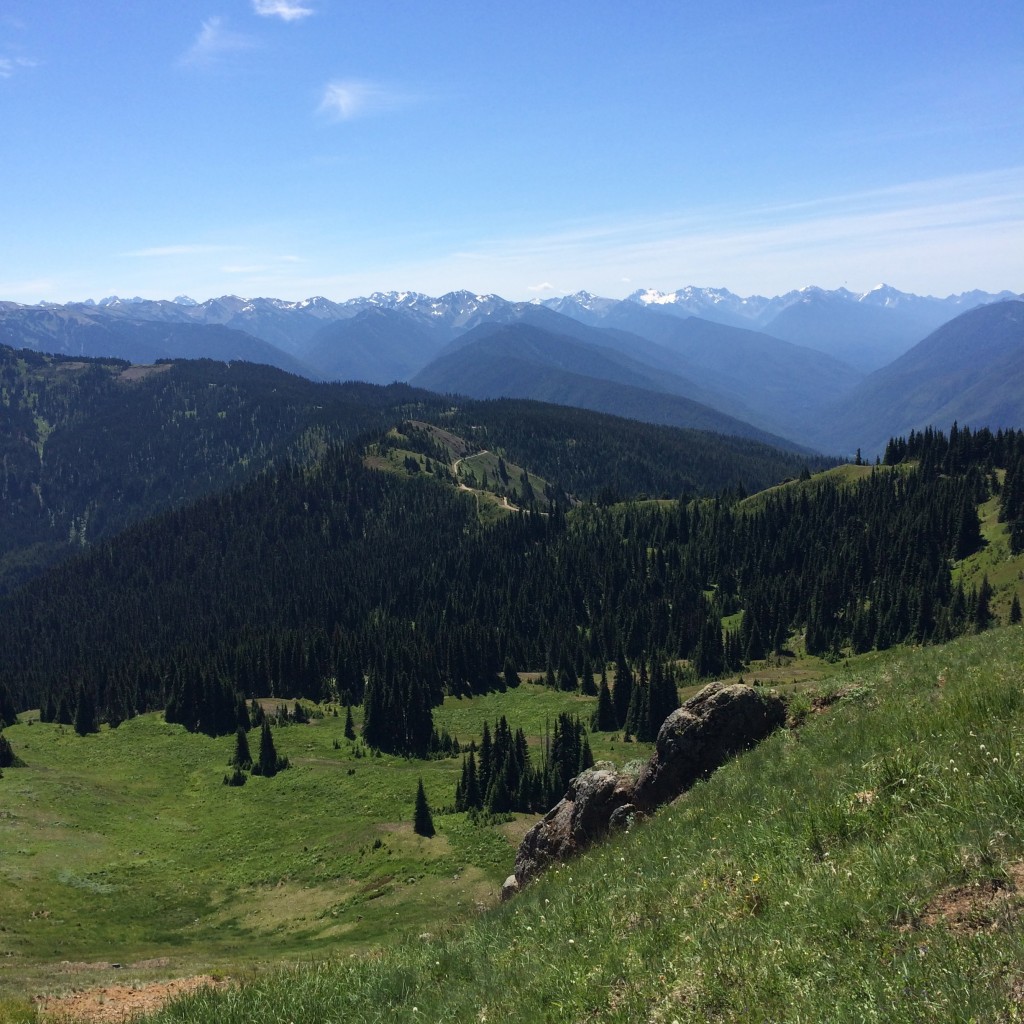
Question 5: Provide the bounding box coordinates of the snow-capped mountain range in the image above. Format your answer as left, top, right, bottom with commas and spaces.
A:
3, 283, 1022, 456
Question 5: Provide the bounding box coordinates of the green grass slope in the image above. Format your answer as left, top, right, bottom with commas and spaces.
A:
0, 685, 648, 1007
145, 627, 1024, 1023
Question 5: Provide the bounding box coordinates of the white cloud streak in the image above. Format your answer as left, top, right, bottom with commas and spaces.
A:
122, 244, 237, 258
318, 79, 413, 120
252, 0, 314, 20
0, 56, 37, 78
439, 168, 1024, 298
179, 17, 257, 68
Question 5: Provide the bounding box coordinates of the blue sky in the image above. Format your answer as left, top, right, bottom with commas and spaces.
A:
1, 0, 1022, 303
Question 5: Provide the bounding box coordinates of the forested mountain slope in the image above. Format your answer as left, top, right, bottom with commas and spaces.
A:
0, 343, 823, 590
814, 301, 1024, 455
411, 323, 806, 450
0, 345, 432, 589
2, 423, 1019, 755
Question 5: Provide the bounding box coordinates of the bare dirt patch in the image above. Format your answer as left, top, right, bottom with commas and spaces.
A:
117, 364, 172, 383
37, 972, 228, 1023
920, 862, 1024, 934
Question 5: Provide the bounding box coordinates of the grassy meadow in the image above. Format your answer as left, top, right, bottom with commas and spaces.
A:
137, 625, 1024, 1023
3, 467, 1023, 1020
0, 685, 651, 1012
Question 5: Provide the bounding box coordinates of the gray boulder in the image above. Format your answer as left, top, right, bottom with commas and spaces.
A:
633, 681, 786, 812
511, 682, 785, 888
514, 767, 636, 886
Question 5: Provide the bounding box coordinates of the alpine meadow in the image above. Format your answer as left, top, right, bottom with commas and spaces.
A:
3, 1, 1024, 1021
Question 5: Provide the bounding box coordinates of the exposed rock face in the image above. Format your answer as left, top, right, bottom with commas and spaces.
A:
633, 682, 787, 812
512, 766, 636, 888
511, 682, 785, 888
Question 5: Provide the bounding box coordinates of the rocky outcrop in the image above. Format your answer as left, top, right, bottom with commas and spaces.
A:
511, 765, 637, 889
633, 681, 787, 812
508, 682, 785, 892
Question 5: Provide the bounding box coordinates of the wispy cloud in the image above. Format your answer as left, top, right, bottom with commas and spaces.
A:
433, 167, 1024, 298
528, 282, 554, 292
0, 56, 38, 79
122, 244, 237, 258
0, 277, 56, 301
252, 0, 314, 21
318, 79, 415, 121
179, 17, 257, 68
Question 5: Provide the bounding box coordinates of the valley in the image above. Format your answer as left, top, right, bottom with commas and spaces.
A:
1, 303, 1023, 1022
6, 5, 1022, 1019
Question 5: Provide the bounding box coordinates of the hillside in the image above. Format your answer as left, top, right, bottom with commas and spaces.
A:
0, 342, 825, 592
0, 304, 313, 377
0, 682, 648, 1009
305, 306, 447, 383
0, 345, 438, 590
816, 300, 1024, 455
3, 427, 1024, 1019
102, 626, 1024, 1022
1, 424, 1016, 750
410, 322, 804, 450
5, 288, 1024, 457
757, 287, 949, 370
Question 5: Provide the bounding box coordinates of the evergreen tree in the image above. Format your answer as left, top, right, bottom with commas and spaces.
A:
591, 675, 618, 731
645, 658, 678, 740
478, 721, 493, 796
230, 726, 253, 770
1010, 592, 1022, 626
73, 683, 98, 736
55, 691, 74, 726
0, 732, 21, 768
502, 658, 520, 690
344, 705, 356, 740
413, 778, 435, 837
580, 655, 597, 696
0, 683, 18, 729
557, 662, 577, 692
253, 721, 284, 777
612, 650, 633, 726
974, 575, 993, 632
455, 751, 481, 811
953, 492, 982, 559
249, 699, 266, 728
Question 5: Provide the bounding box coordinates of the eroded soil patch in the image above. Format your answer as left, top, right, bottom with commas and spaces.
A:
920, 862, 1024, 934
37, 972, 228, 1023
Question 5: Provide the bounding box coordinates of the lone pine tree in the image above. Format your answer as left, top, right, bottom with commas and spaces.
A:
413, 778, 435, 837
